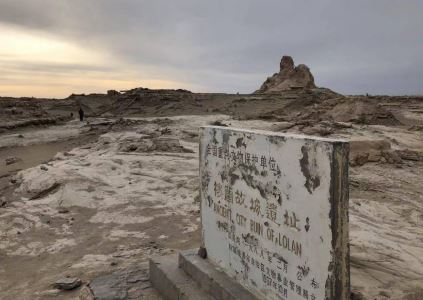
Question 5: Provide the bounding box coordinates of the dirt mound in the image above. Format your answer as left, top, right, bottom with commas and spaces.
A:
106, 88, 194, 116
118, 136, 193, 153
325, 98, 402, 126
349, 139, 394, 166
263, 95, 403, 127
0, 98, 62, 130
255, 55, 316, 93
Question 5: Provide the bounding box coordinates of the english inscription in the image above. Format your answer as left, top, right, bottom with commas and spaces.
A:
200, 126, 350, 300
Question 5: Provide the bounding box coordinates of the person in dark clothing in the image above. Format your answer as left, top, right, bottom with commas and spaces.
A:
78, 107, 84, 121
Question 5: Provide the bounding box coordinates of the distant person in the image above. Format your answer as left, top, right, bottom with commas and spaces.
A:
78, 107, 84, 121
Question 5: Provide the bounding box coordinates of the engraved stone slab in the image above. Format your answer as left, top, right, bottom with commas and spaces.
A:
199, 126, 350, 300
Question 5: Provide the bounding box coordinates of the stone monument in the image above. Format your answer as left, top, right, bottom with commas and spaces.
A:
150, 126, 350, 300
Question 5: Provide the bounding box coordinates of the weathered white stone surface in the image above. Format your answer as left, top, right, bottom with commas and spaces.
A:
200, 126, 350, 300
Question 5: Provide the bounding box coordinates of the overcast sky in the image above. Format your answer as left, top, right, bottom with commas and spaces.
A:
0, 0, 422, 98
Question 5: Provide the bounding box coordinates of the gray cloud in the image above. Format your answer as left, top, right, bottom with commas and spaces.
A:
1, 0, 422, 94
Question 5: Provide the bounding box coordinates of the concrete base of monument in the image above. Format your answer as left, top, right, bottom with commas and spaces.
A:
149, 249, 260, 300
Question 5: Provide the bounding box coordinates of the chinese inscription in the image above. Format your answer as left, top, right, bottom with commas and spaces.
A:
200, 126, 350, 300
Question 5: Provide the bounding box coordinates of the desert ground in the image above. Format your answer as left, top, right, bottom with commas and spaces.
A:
1, 86, 423, 299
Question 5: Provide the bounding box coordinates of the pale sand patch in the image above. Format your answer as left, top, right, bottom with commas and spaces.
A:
71, 254, 111, 269
9, 238, 76, 256
107, 229, 150, 241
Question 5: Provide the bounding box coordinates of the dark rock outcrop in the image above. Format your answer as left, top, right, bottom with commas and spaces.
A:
54, 277, 82, 290
255, 55, 316, 93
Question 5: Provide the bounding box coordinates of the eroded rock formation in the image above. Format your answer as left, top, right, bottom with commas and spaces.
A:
255, 55, 316, 93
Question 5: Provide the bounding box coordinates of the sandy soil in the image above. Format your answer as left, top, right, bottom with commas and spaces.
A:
1, 92, 423, 299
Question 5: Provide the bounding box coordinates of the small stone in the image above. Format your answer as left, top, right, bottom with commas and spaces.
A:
40, 165, 48, 171
351, 291, 365, 300
271, 122, 295, 131
54, 277, 82, 290
198, 246, 207, 259
5, 156, 22, 166
379, 290, 390, 298
160, 127, 171, 134
396, 149, 421, 161
210, 120, 228, 127
57, 207, 69, 214
352, 153, 369, 166
303, 124, 334, 137
79, 286, 94, 300
367, 150, 381, 162
333, 121, 353, 129
382, 150, 402, 164
40, 215, 51, 224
